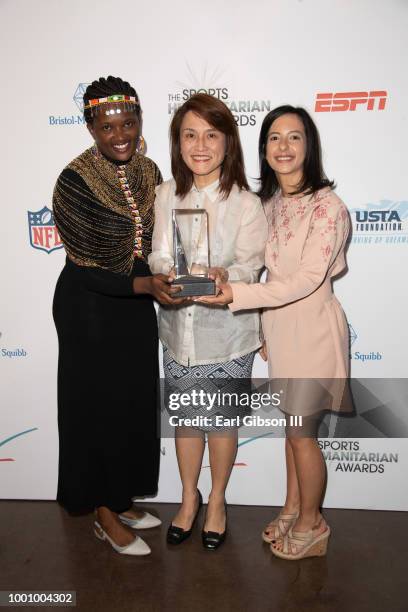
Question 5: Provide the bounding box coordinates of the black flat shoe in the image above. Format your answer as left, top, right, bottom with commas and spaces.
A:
201, 528, 227, 550
167, 490, 203, 545
202, 502, 227, 550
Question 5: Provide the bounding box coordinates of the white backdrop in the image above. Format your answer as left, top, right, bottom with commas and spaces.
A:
1, 0, 407, 510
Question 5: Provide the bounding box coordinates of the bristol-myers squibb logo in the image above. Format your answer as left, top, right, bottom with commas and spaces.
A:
349, 324, 383, 363
349, 324, 357, 347
27, 206, 63, 254
0, 332, 28, 359
48, 82, 89, 127
350, 200, 408, 245
73, 83, 89, 111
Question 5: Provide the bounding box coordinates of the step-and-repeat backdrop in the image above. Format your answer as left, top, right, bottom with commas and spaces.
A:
1, 0, 407, 510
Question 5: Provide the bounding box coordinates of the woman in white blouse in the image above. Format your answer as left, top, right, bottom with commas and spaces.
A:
149, 93, 267, 550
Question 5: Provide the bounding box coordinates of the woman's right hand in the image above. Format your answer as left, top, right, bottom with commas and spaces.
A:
133, 274, 186, 305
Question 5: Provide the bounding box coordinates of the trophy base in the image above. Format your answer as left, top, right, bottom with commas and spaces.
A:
172, 276, 216, 297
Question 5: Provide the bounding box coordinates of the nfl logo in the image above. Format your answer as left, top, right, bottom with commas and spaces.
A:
28, 207, 63, 254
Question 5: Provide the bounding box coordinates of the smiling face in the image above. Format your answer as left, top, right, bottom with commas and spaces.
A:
87, 106, 140, 162
266, 113, 306, 190
179, 111, 227, 188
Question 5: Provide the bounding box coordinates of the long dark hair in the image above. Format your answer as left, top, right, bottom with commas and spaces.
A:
170, 93, 249, 199
257, 105, 334, 202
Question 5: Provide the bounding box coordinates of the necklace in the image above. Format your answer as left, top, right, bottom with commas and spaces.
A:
116, 165, 143, 259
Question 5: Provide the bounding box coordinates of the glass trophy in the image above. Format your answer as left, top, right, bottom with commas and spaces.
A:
172, 209, 216, 297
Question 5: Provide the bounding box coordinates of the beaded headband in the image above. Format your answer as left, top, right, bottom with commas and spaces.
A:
84, 94, 140, 117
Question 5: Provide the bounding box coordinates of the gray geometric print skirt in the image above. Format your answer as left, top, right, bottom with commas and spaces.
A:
163, 347, 255, 432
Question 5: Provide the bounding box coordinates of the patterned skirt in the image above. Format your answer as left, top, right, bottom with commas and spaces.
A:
163, 347, 255, 432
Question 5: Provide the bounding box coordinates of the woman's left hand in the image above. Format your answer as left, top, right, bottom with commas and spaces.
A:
194, 282, 233, 305
207, 267, 229, 284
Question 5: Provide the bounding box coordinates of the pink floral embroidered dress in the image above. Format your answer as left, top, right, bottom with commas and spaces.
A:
229, 188, 350, 413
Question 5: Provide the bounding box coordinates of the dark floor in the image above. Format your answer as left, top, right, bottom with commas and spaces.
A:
0, 501, 406, 612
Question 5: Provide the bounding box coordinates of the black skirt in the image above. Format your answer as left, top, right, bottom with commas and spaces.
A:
53, 258, 160, 514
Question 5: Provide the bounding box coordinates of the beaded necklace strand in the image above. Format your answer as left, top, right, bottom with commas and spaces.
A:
116, 166, 143, 259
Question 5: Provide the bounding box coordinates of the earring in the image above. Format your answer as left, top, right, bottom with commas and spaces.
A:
91, 143, 101, 159
137, 135, 145, 154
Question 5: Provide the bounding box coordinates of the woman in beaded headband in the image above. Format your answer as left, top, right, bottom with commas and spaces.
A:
53, 75, 182, 557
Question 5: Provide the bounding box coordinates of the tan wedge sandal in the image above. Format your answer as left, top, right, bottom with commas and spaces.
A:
262, 511, 299, 544
270, 523, 330, 560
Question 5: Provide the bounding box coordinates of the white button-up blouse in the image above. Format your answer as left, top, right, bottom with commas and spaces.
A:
148, 179, 268, 366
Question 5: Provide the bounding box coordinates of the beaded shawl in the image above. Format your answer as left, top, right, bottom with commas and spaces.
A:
53, 147, 162, 275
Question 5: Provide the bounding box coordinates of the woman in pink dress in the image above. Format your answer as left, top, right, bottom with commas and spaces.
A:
197, 105, 350, 560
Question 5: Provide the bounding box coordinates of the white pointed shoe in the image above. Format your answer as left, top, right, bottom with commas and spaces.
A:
119, 511, 162, 530
94, 521, 151, 556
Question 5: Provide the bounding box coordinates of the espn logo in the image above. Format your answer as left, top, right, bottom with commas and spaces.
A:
315, 91, 387, 112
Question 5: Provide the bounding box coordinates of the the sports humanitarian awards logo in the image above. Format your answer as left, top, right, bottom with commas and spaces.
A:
315, 90, 387, 112
319, 440, 398, 474
167, 64, 271, 127
27, 206, 63, 254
